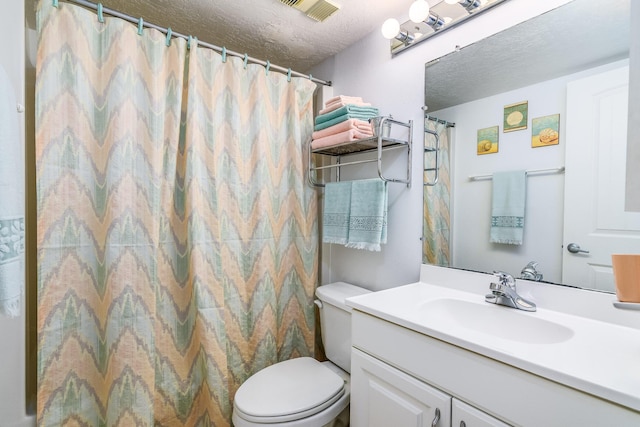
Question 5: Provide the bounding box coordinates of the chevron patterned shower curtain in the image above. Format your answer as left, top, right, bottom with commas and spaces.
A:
36, 1, 318, 426
423, 121, 451, 266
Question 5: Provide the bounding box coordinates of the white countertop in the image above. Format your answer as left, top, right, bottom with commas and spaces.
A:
346, 278, 640, 412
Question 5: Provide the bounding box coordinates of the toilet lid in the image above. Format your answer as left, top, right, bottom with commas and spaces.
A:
234, 357, 345, 422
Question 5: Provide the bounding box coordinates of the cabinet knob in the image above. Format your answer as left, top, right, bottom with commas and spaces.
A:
431, 408, 441, 427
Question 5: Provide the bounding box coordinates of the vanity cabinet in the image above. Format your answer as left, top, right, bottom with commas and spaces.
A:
351, 348, 508, 427
452, 399, 510, 427
351, 348, 450, 427
349, 310, 640, 427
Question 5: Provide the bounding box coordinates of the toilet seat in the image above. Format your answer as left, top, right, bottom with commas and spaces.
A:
233, 357, 345, 424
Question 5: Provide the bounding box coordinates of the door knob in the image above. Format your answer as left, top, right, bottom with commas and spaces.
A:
567, 243, 590, 254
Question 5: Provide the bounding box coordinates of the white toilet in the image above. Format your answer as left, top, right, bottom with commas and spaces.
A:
232, 282, 370, 427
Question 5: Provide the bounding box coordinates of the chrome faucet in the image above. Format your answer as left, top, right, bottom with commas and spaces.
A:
485, 271, 536, 312
520, 261, 543, 281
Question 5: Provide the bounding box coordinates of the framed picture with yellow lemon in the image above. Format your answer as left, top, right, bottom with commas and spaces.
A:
503, 101, 528, 132
532, 114, 560, 148
477, 125, 499, 155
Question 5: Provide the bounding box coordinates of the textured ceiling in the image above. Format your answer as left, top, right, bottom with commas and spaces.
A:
424, 0, 630, 112
28, 0, 417, 74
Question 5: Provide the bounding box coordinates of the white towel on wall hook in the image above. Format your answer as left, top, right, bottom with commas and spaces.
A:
0, 64, 25, 318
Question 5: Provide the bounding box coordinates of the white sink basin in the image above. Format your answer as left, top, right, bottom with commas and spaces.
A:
418, 298, 574, 344
345, 266, 640, 413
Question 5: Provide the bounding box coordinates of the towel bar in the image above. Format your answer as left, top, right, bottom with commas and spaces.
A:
468, 166, 565, 181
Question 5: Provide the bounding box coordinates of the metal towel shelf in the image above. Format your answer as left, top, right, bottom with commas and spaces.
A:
423, 113, 455, 186
308, 117, 413, 188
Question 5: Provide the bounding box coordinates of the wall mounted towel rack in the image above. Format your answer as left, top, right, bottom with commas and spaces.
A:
308, 117, 413, 188
423, 113, 455, 186
468, 166, 565, 181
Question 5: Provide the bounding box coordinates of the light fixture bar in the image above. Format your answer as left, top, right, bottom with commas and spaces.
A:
424, 13, 445, 30
460, 0, 482, 12
395, 31, 415, 43
384, 0, 511, 56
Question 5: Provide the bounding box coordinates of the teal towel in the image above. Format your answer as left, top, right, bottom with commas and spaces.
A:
346, 179, 388, 251
490, 170, 526, 245
315, 104, 379, 125
314, 113, 378, 131
322, 179, 388, 251
322, 181, 352, 245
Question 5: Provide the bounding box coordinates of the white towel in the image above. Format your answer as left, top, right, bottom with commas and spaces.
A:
0, 65, 24, 317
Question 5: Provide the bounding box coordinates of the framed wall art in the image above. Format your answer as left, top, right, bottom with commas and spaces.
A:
477, 125, 499, 155
503, 101, 528, 132
532, 114, 560, 147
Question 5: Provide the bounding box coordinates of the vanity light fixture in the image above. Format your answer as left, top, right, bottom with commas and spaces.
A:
409, 0, 431, 23
383, 0, 509, 55
382, 3, 444, 41
381, 18, 415, 43
446, 0, 483, 12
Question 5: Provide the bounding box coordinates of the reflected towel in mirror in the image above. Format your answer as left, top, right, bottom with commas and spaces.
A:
490, 170, 526, 245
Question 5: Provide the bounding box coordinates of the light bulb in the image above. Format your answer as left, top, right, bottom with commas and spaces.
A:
409, 0, 430, 23
381, 18, 400, 39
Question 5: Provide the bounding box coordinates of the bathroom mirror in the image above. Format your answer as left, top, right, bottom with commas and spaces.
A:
422, 0, 632, 291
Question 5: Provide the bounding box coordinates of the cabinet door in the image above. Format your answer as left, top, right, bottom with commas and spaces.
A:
452, 398, 511, 427
351, 348, 451, 427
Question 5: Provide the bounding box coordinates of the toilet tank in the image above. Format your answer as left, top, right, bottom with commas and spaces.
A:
315, 282, 371, 374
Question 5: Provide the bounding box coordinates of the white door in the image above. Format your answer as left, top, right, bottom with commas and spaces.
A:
562, 64, 640, 291
350, 348, 451, 427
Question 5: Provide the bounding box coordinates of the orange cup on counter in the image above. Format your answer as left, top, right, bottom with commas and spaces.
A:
612, 254, 640, 303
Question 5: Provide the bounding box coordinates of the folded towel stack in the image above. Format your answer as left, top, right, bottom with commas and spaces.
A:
312, 95, 380, 149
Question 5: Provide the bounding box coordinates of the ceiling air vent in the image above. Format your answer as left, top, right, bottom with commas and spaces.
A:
278, 0, 305, 7
276, 0, 341, 22
305, 0, 341, 22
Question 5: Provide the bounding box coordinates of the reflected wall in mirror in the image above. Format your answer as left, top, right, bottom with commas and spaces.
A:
422, 0, 640, 292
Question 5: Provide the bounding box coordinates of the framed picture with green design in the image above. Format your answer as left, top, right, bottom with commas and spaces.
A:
503, 101, 528, 132
477, 125, 499, 155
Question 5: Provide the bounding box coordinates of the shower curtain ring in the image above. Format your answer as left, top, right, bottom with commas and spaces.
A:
137, 17, 144, 35
308, 74, 312, 82
165, 28, 172, 46
97, 3, 104, 23
187, 35, 192, 50
265, 61, 270, 75
243, 54, 249, 69
287, 68, 292, 82
52, 0, 59, 7
221, 47, 227, 63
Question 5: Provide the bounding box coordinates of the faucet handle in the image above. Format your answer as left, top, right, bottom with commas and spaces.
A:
492, 271, 515, 287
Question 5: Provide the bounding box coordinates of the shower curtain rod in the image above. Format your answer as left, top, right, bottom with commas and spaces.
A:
59, 0, 332, 87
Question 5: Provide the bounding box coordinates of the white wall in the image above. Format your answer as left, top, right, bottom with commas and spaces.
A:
311, 0, 572, 291
0, 0, 33, 426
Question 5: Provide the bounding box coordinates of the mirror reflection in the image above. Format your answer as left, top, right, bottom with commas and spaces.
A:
422, 0, 639, 292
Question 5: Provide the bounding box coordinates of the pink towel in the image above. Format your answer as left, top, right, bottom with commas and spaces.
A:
312, 119, 373, 140
325, 95, 364, 107
319, 101, 372, 115
312, 129, 372, 149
